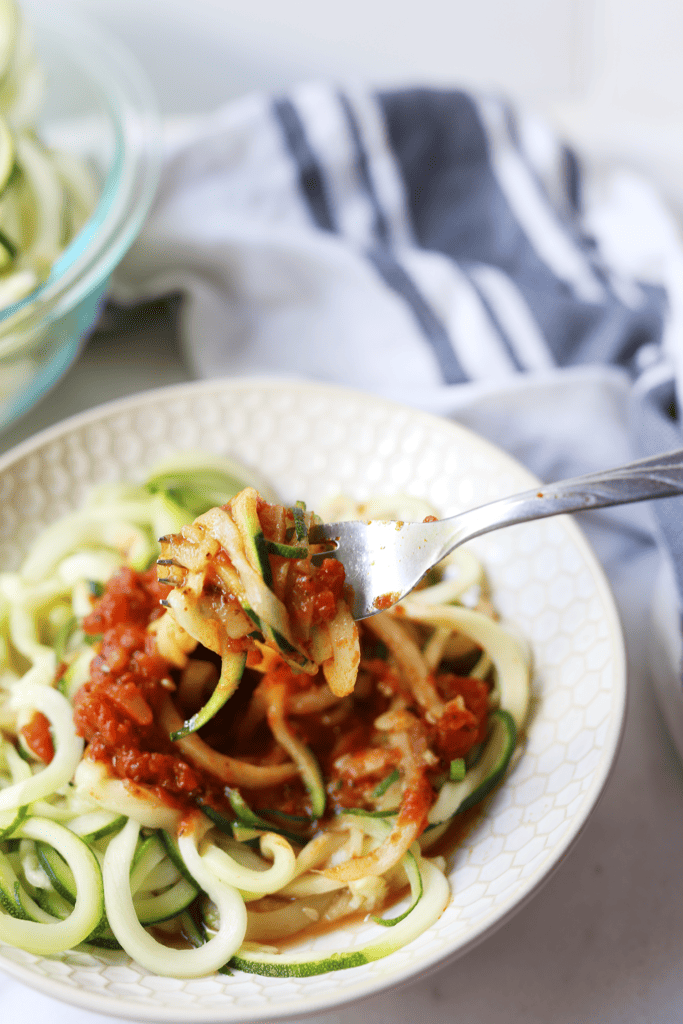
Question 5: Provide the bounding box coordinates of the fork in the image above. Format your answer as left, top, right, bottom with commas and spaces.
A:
308, 448, 683, 620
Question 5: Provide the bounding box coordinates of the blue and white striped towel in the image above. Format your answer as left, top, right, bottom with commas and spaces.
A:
114, 83, 683, 627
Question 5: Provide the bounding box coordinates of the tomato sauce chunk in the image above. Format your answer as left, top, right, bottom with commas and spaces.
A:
74, 566, 201, 803
431, 674, 490, 761
288, 556, 346, 633
21, 711, 54, 763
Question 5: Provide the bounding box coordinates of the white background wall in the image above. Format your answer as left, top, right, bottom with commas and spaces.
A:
51, 0, 683, 213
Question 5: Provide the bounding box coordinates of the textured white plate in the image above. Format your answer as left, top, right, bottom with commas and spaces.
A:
0, 377, 626, 1023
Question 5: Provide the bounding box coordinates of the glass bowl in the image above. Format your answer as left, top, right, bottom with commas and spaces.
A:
0, 1, 160, 433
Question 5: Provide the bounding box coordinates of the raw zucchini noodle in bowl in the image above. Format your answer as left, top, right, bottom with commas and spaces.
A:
0, 0, 159, 428
0, 379, 626, 1022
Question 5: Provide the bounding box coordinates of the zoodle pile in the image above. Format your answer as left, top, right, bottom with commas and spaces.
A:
0, 0, 96, 311
0, 454, 530, 978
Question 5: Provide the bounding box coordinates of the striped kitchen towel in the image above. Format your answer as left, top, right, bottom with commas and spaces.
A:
113, 83, 683, 598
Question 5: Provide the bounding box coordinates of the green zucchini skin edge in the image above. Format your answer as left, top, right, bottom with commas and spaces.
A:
456, 708, 517, 815
0, 805, 28, 841
224, 789, 307, 847
458, 708, 516, 813
36, 843, 76, 903
170, 651, 247, 740
229, 950, 370, 977
371, 769, 400, 799
197, 798, 300, 846
159, 829, 200, 886
81, 932, 124, 951
230, 488, 274, 589
0, 880, 28, 920
266, 540, 308, 559
79, 814, 127, 843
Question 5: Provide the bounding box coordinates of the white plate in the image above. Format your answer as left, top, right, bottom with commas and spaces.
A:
0, 377, 626, 1023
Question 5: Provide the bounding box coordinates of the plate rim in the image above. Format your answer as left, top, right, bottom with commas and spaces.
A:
0, 375, 627, 1022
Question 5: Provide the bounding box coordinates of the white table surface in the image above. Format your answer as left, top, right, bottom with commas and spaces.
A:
2, 2, 683, 1020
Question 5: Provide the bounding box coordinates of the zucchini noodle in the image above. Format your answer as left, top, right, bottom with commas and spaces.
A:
0, 816, 102, 955
201, 830, 296, 898
103, 816, 245, 977
0, 685, 82, 810
0, 452, 530, 979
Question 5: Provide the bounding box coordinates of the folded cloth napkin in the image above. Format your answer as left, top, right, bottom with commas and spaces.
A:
112, 82, 683, 624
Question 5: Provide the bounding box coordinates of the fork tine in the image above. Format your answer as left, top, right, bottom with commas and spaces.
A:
308, 519, 458, 620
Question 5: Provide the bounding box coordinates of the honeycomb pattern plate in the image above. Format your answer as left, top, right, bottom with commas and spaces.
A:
0, 377, 626, 1022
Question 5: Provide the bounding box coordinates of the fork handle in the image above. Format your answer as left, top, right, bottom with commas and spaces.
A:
446, 447, 683, 554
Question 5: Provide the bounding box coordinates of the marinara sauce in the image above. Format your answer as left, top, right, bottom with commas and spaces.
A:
73, 567, 205, 809
71, 560, 489, 832
70, 557, 353, 819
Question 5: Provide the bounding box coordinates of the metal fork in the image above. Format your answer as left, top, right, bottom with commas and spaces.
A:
308, 448, 683, 619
